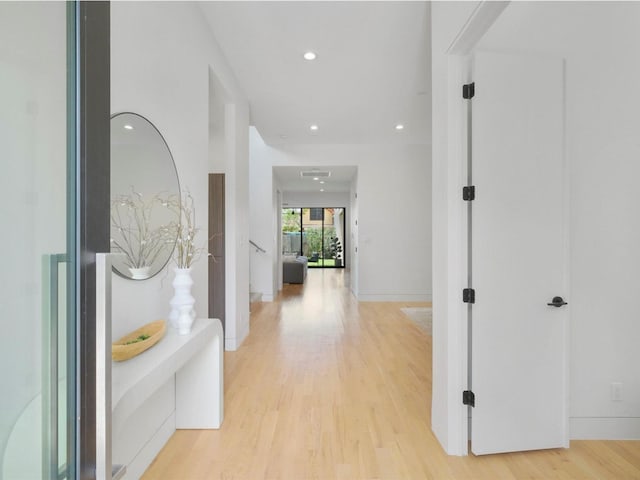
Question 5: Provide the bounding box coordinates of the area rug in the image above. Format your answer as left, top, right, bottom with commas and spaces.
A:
400, 307, 432, 335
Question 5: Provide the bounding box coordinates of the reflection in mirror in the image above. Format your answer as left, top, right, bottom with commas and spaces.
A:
110, 112, 180, 280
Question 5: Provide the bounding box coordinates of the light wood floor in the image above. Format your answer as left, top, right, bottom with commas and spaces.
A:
143, 270, 640, 479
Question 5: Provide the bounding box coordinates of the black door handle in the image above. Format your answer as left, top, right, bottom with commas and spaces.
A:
547, 296, 568, 307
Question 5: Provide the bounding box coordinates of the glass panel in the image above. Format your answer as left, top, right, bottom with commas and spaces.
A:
0, 2, 76, 479
301, 208, 323, 267
282, 208, 302, 256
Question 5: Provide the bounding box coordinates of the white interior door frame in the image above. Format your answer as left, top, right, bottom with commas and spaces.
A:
441, 1, 510, 455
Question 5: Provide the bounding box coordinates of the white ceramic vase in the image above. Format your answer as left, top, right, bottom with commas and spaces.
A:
169, 267, 195, 335
129, 266, 151, 280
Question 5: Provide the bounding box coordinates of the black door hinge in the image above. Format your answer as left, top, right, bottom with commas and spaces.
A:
463, 390, 475, 407
463, 288, 475, 304
463, 185, 475, 201
463, 82, 475, 99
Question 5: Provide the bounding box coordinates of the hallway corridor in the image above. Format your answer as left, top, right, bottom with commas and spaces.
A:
143, 270, 640, 479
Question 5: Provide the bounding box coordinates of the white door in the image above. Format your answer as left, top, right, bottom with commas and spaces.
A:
470, 51, 568, 455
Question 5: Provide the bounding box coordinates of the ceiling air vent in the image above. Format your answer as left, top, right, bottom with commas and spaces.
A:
300, 171, 331, 178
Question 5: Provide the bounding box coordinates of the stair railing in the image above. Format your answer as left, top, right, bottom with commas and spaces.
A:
249, 240, 267, 254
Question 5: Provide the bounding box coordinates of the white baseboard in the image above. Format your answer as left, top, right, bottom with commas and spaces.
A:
225, 336, 238, 351
570, 417, 640, 440
226, 311, 251, 351
357, 293, 433, 302
261, 294, 274, 302
249, 292, 263, 303
226, 327, 249, 351
125, 412, 175, 479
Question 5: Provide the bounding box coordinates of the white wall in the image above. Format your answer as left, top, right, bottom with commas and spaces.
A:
208, 71, 227, 174
111, 1, 250, 350
222, 103, 251, 350
282, 191, 349, 208
274, 179, 284, 292
249, 128, 276, 300
250, 129, 432, 302
477, 0, 640, 441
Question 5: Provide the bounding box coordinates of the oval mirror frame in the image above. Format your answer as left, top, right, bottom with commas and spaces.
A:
110, 112, 180, 280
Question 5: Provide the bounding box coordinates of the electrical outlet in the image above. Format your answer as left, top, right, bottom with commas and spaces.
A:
611, 382, 623, 402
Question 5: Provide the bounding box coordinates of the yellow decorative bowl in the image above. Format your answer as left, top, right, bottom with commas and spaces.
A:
112, 320, 166, 362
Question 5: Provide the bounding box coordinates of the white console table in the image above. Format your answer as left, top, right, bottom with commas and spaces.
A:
112, 318, 224, 478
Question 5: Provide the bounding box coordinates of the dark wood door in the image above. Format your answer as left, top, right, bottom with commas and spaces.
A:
208, 174, 225, 341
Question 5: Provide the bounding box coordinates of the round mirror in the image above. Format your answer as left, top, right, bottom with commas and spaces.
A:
110, 112, 180, 280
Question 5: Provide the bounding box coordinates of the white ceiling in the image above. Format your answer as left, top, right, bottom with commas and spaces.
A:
200, 1, 431, 147
273, 165, 357, 193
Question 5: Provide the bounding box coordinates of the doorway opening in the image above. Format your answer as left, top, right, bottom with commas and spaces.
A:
282, 207, 346, 268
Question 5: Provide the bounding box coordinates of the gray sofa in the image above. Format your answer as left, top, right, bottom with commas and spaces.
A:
283, 255, 308, 284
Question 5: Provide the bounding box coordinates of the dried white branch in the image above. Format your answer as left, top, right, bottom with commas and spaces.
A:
110, 188, 179, 269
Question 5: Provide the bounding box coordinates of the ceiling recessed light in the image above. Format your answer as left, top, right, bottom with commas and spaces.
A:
310, 124, 319, 131
320, 181, 325, 184
320, 189, 325, 192
313, 177, 319, 181
124, 124, 133, 130
303, 51, 317, 61
395, 124, 404, 130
